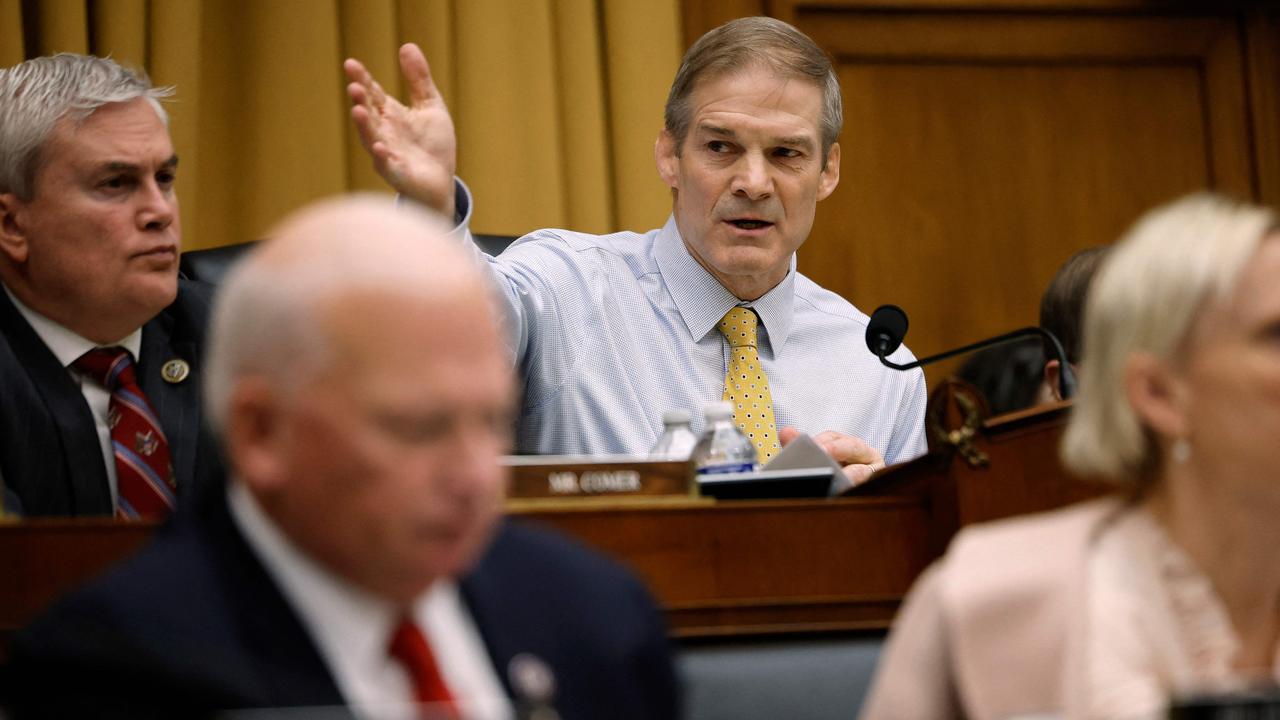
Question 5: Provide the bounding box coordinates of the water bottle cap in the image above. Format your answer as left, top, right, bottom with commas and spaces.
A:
662, 409, 691, 424
702, 400, 734, 421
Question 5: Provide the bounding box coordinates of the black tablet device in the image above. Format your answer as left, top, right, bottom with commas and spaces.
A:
696, 467, 840, 500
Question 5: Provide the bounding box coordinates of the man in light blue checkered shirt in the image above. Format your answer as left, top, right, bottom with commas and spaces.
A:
344, 17, 927, 484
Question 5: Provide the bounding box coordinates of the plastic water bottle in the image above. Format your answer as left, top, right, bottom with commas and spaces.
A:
649, 409, 700, 460
690, 401, 758, 475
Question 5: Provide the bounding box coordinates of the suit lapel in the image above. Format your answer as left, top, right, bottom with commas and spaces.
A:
459, 523, 522, 700
137, 281, 217, 502
200, 489, 352, 710
138, 307, 200, 498
0, 288, 111, 514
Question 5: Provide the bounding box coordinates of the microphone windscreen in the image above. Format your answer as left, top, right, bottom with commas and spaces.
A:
866, 304, 909, 356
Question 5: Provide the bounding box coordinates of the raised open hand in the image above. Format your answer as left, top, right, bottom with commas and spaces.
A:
344, 43, 457, 218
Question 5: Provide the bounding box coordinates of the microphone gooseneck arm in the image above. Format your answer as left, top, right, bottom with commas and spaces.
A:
872, 317, 1078, 400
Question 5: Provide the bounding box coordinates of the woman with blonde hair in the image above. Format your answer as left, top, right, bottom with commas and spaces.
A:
861, 193, 1280, 719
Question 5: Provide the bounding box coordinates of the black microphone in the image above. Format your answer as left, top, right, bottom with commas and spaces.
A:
865, 304, 909, 358
865, 304, 1077, 400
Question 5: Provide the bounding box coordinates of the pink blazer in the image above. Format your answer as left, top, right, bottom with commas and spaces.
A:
860, 498, 1125, 720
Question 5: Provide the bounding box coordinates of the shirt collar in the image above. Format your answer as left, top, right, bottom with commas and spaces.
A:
749, 265, 796, 356
229, 484, 488, 715
227, 482, 402, 684
653, 216, 797, 354
3, 284, 142, 366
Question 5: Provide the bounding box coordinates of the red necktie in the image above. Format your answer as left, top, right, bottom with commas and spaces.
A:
73, 347, 176, 520
388, 618, 459, 719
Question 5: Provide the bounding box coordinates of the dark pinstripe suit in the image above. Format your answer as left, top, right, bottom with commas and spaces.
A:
0, 279, 224, 517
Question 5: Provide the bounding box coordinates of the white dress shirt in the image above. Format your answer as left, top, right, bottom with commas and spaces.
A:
227, 482, 512, 720
4, 285, 141, 508
451, 184, 928, 462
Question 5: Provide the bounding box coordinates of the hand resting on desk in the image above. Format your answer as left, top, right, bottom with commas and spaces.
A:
780, 428, 885, 487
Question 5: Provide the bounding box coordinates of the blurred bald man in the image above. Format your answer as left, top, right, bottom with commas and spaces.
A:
3, 196, 679, 719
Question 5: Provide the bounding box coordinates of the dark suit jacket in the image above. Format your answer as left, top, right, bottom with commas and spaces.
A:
2, 487, 681, 719
0, 280, 224, 516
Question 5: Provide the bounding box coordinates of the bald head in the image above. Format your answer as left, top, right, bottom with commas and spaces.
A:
205, 194, 514, 603
253, 194, 481, 301
205, 194, 496, 432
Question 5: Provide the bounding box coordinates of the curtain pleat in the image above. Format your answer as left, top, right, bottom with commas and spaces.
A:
37, 0, 90, 55
91, 0, 147, 67
456, 1, 564, 233
149, 0, 205, 246
0, 0, 681, 249
603, 1, 683, 231
551, 0, 612, 232
339, 0, 400, 192
0, 0, 25, 67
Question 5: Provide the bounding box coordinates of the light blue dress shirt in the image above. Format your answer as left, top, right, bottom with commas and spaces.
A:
456, 186, 928, 463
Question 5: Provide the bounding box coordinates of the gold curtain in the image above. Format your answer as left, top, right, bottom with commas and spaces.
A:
0, 0, 682, 250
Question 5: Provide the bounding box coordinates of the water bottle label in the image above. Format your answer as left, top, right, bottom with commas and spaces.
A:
696, 462, 756, 475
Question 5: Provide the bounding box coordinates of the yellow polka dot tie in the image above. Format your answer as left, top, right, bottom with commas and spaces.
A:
718, 306, 781, 461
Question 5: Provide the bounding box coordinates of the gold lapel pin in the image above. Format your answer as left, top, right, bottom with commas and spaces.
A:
161, 358, 190, 384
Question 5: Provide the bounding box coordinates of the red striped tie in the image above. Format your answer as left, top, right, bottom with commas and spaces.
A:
74, 347, 176, 520
388, 618, 459, 719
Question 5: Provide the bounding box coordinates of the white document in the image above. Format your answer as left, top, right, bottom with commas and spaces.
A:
761, 433, 850, 495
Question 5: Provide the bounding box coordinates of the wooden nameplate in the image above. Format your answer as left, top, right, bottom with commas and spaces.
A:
503, 455, 695, 504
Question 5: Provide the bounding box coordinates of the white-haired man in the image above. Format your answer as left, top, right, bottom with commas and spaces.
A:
0, 54, 221, 518
344, 17, 927, 484
4, 195, 680, 719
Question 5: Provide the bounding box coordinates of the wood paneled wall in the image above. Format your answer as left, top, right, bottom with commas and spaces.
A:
682, 0, 1280, 388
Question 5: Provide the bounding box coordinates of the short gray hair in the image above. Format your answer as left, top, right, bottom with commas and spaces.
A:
664, 17, 843, 164
0, 53, 173, 199
1061, 193, 1277, 486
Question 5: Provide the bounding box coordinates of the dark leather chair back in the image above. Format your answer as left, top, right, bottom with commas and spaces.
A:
180, 234, 520, 286
178, 241, 257, 285
473, 233, 518, 257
